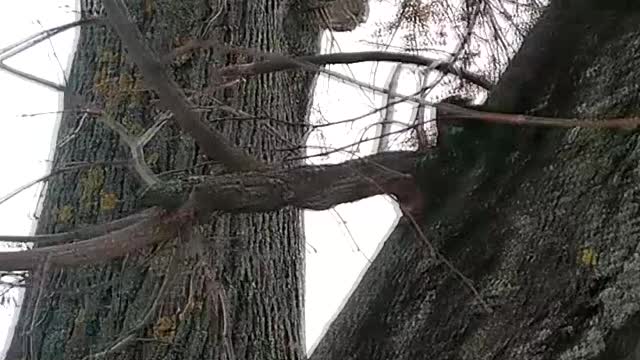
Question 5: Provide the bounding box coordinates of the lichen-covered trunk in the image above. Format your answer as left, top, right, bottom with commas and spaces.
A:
7, 1, 319, 359
310, 2, 640, 360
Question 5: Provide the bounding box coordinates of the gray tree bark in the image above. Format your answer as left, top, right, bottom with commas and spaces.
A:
6, 1, 324, 359
310, 1, 640, 359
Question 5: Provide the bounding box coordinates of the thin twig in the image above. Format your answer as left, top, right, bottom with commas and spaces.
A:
0, 17, 100, 62
0, 17, 100, 91
375, 64, 404, 153
0, 208, 155, 245
405, 214, 493, 313
0, 62, 64, 92
232, 51, 492, 89
291, 120, 431, 161
99, 115, 162, 187
166, 39, 492, 89
329, 209, 371, 263
57, 112, 90, 148
0, 160, 129, 208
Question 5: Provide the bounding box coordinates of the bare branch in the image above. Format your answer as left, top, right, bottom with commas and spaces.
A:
0, 207, 190, 271
0, 208, 156, 245
4, 97, 634, 272
0, 18, 100, 62
182, 151, 421, 214
218, 51, 493, 90
0, 150, 423, 271
0, 17, 100, 91
57, 112, 91, 148
102, 0, 265, 171
410, 69, 436, 150
436, 102, 640, 129
0, 62, 64, 92
292, 121, 429, 161
374, 64, 404, 153
99, 113, 164, 187
0, 159, 129, 208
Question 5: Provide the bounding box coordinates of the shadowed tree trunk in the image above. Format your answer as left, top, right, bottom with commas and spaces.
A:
309, 1, 640, 359
6, 1, 341, 359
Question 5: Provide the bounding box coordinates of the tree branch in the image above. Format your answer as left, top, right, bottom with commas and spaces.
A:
98, 114, 163, 186
0, 208, 156, 245
0, 150, 424, 271
0, 17, 100, 91
436, 102, 640, 129
0, 207, 192, 271
0, 62, 64, 92
185, 151, 420, 214
374, 64, 404, 153
218, 51, 493, 90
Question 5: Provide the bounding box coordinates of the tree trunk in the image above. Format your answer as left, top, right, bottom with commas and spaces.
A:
7, 1, 321, 359
310, 1, 640, 359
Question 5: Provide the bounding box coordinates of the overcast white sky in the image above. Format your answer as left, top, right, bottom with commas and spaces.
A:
0, 0, 432, 357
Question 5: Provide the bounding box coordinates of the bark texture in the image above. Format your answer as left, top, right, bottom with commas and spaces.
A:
7, 1, 321, 359
310, 1, 640, 359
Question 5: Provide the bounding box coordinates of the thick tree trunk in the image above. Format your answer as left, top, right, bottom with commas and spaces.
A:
310, 1, 640, 359
7, 1, 320, 359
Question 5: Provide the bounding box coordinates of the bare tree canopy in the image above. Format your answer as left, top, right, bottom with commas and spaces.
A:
2, 0, 640, 360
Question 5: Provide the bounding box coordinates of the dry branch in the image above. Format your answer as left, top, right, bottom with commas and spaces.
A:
0, 208, 156, 245
0, 158, 128, 208
0, 17, 101, 91
0, 63, 65, 92
374, 64, 404, 153
436, 102, 640, 129
102, 0, 265, 172
219, 51, 493, 90
99, 114, 164, 186
185, 151, 421, 214
0, 150, 423, 271
0, 207, 188, 271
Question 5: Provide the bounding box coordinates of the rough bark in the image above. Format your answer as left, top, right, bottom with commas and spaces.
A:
310, 1, 640, 360
7, 1, 322, 359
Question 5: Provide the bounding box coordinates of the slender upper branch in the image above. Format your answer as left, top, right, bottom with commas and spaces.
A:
218, 51, 493, 90
0, 209, 156, 245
